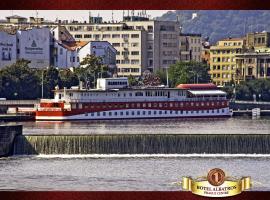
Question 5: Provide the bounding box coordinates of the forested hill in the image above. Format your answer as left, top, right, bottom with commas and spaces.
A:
157, 10, 270, 44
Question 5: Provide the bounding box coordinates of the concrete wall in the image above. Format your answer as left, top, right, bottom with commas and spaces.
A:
0, 31, 17, 68
0, 125, 22, 156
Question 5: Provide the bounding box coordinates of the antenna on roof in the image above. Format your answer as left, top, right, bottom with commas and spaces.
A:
122, 10, 125, 19
112, 10, 114, 23
127, 10, 130, 17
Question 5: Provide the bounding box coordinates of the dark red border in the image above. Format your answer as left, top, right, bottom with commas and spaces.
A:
0, 191, 270, 200
0, 0, 269, 10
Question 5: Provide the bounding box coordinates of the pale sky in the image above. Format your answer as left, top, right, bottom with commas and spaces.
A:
0, 10, 172, 22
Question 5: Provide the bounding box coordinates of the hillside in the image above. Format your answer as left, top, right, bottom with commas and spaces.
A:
157, 10, 270, 44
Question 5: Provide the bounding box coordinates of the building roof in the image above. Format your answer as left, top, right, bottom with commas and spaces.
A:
188, 90, 226, 96
6, 15, 27, 19
180, 33, 201, 37
220, 37, 245, 41
176, 83, 217, 90
60, 41, 89, 51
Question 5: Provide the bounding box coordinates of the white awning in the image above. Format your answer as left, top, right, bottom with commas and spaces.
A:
188, 90, 226, 96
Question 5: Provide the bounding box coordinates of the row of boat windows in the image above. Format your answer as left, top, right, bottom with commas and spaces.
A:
86, 109, 226, 117
72, 101, 227, 109
64, 91, 185, 98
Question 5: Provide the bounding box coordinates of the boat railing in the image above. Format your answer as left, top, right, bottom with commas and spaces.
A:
66, 97, 227, 103
37, 107, 62, 112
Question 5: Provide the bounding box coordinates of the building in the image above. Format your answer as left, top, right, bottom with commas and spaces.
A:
62, 15, 180, 76
123, 16, 180, 74
0, 29, 17, 68
235, 49, 270, 82
0, 14, 180, 76
179, 33, 202, 62
17, 27, 52, 68
0, 27, 52, 69
6, 15, 27, 24
209, 37, 246, 86
246, 32, 270, 48
82, 41, 117, 69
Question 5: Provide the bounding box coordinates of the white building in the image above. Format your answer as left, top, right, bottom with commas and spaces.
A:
79, 41, 117, 68
0, 30, 17, 68
17, 27, 51, 68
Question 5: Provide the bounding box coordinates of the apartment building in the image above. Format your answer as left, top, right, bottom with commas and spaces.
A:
179, 33, 202, 62
209, 38, 246, 86
63, 16, 180, 76
123, 16, 180, 73
63, 22, 147, 76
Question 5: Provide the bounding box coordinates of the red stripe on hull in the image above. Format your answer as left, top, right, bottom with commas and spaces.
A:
37, 100, 229, 117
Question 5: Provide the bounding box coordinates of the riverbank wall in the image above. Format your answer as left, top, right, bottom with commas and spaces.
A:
0, 125, 22, 156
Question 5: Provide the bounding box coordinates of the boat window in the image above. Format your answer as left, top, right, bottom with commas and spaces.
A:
148, 111, 151, 115
137, 111, 140, 115
126, 111, 129, 115
114, 112, 118, 116
159, 111, 162, 114
103, 112, 106, 116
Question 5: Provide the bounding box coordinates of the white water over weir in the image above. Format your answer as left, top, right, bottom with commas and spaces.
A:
12, 134, 270, 155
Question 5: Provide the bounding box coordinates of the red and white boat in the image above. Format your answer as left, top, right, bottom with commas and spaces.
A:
36, 77, 231, 121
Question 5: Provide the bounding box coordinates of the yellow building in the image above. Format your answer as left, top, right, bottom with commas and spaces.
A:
209, 38, 246, 86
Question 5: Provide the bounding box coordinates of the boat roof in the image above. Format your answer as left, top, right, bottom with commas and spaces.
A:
188, 90, 226, 96
177, 83, 217, 90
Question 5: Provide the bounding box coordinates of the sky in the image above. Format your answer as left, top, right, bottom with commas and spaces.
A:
0, 10, 172, 22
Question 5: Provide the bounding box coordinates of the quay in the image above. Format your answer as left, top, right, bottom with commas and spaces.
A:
0, 114, 35, 122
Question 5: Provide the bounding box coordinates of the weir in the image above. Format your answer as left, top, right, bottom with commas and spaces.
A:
13, 134, 270, 155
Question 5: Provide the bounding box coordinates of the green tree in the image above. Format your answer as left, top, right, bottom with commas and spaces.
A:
155, 69, 167, 85
59, 69, 79, 89
76, 54, 109, 88
168, 61, 210, 87
0, 59, 40, 99
39, 66, 61, 98
128, 75, 139, 86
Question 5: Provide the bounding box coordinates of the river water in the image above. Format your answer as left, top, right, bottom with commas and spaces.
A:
1, 117, 270, 191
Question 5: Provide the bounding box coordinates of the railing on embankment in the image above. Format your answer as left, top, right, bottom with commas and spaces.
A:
12, 134, 270, 155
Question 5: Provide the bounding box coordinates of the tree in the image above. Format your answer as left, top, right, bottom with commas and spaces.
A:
59, 69, 79, 89
168, 61, 210, 87
128, 75, 139, 87
76, 54, 109, 88
235, 79, 270, 101
0, 59, 40, 99
40, 66, 61, 98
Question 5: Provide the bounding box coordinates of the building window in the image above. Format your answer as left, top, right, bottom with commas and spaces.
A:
112, 43, 120, 47
112, 34, 120, 38
131, 34, 139, 38
131, 51, 139, 55
84, 34, 91, 38
74, 34, 82, 38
